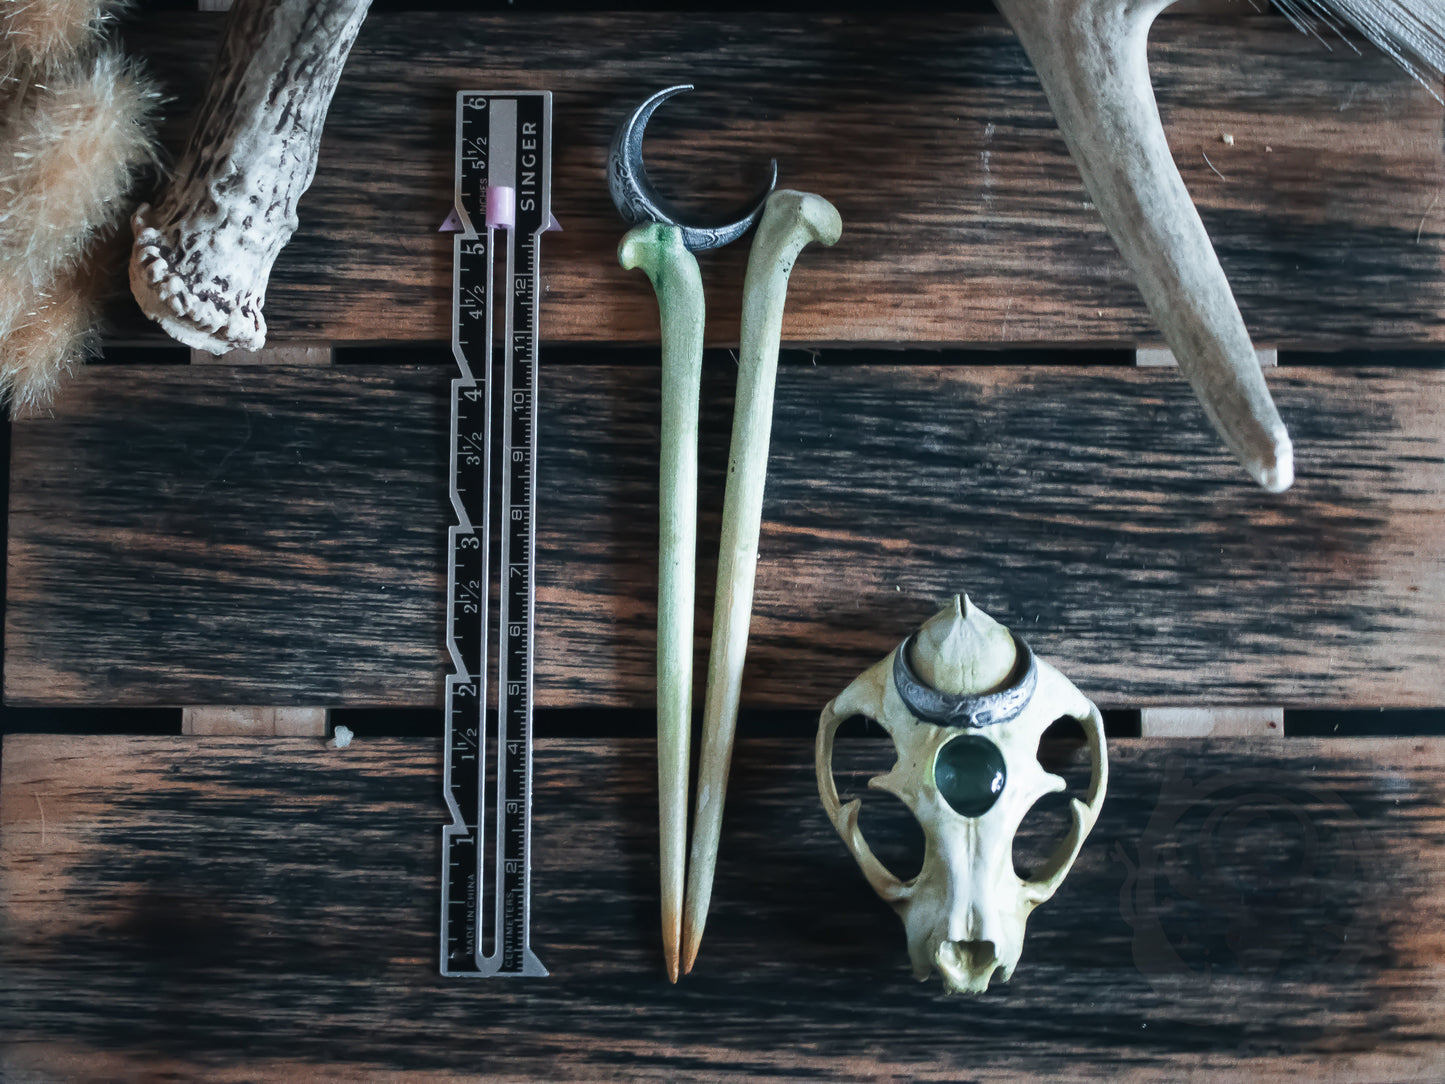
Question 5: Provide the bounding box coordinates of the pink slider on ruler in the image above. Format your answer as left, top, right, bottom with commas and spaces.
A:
485, 185, 516, 230
438, 193, 558, 233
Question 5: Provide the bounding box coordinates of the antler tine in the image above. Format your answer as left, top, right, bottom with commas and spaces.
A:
996, 0, 1294, 492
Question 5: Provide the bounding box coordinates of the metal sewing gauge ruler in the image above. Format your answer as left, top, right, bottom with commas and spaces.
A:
441, 89, 551, 978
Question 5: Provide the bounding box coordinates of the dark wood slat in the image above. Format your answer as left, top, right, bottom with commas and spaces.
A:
5, 363, 1442, 709
3, 734, 1443, 1080
5, 364, 448, 707
120, 12, 1445, 347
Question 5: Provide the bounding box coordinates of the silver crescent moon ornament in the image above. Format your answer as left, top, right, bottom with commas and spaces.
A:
608, 84, 779, 253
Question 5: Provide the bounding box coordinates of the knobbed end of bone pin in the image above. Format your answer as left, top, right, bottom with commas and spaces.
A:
617, 220, 689, 277
765, 188, 843, 250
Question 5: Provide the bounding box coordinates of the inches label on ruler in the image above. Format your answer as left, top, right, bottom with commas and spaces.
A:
441, 89, 551, 978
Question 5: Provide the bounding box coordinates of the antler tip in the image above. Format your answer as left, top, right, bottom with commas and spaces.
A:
1248, 430, 1295, 493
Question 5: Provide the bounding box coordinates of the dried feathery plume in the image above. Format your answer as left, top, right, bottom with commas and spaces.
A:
0, 45, 157, 413
0, 47, 157, 290
1275, 0, 1445, 98
1, 0, 113, 79
0, 255, 104, 415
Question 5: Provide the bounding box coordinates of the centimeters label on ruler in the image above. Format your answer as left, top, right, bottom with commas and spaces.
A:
441, 90, 551, 978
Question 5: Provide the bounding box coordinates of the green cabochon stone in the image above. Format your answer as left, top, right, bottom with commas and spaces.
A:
934, 734, 1006, 817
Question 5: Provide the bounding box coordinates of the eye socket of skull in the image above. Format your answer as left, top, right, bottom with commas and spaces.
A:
1014, 713, 1106, 887
831, 713, 927, 879
933, 733, 1007, 817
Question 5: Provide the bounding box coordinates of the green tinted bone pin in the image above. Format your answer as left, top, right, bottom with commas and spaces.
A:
682, 189, 842, 973
610, 86, 776, 983
616, 223, 704, 986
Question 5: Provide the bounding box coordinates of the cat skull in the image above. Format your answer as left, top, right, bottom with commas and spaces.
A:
816, 595, 1107, 993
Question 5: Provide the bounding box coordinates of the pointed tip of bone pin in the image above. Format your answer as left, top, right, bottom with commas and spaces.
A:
662, 900, 683, 983
680, 940, 698, 976
679, 912, 704, 975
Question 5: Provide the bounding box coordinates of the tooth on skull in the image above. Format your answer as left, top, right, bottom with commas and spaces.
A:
128, 0, 372, 354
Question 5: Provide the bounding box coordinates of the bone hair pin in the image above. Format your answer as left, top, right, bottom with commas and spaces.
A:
994, 0, 1445, 493
682, 187, 842, 974
128, 0, 372, 354
617, 222, 707, 987
816, 594, 1108, 994
611, 85, 778, 984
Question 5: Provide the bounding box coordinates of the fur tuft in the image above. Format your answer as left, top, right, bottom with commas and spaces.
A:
1276, 0, 1445, 98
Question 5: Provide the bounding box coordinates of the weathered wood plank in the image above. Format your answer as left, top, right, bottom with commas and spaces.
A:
4, 364, 448, 707
119, 12, 1445, 347
180, 346, 334, 736
2, 734, 1442, 1081
6, 363, 1442, 708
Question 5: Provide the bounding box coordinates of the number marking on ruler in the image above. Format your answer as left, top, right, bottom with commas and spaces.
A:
441, 89, 551, 978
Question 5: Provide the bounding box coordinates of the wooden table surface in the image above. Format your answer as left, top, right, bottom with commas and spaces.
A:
3, 4, 1444, 1080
